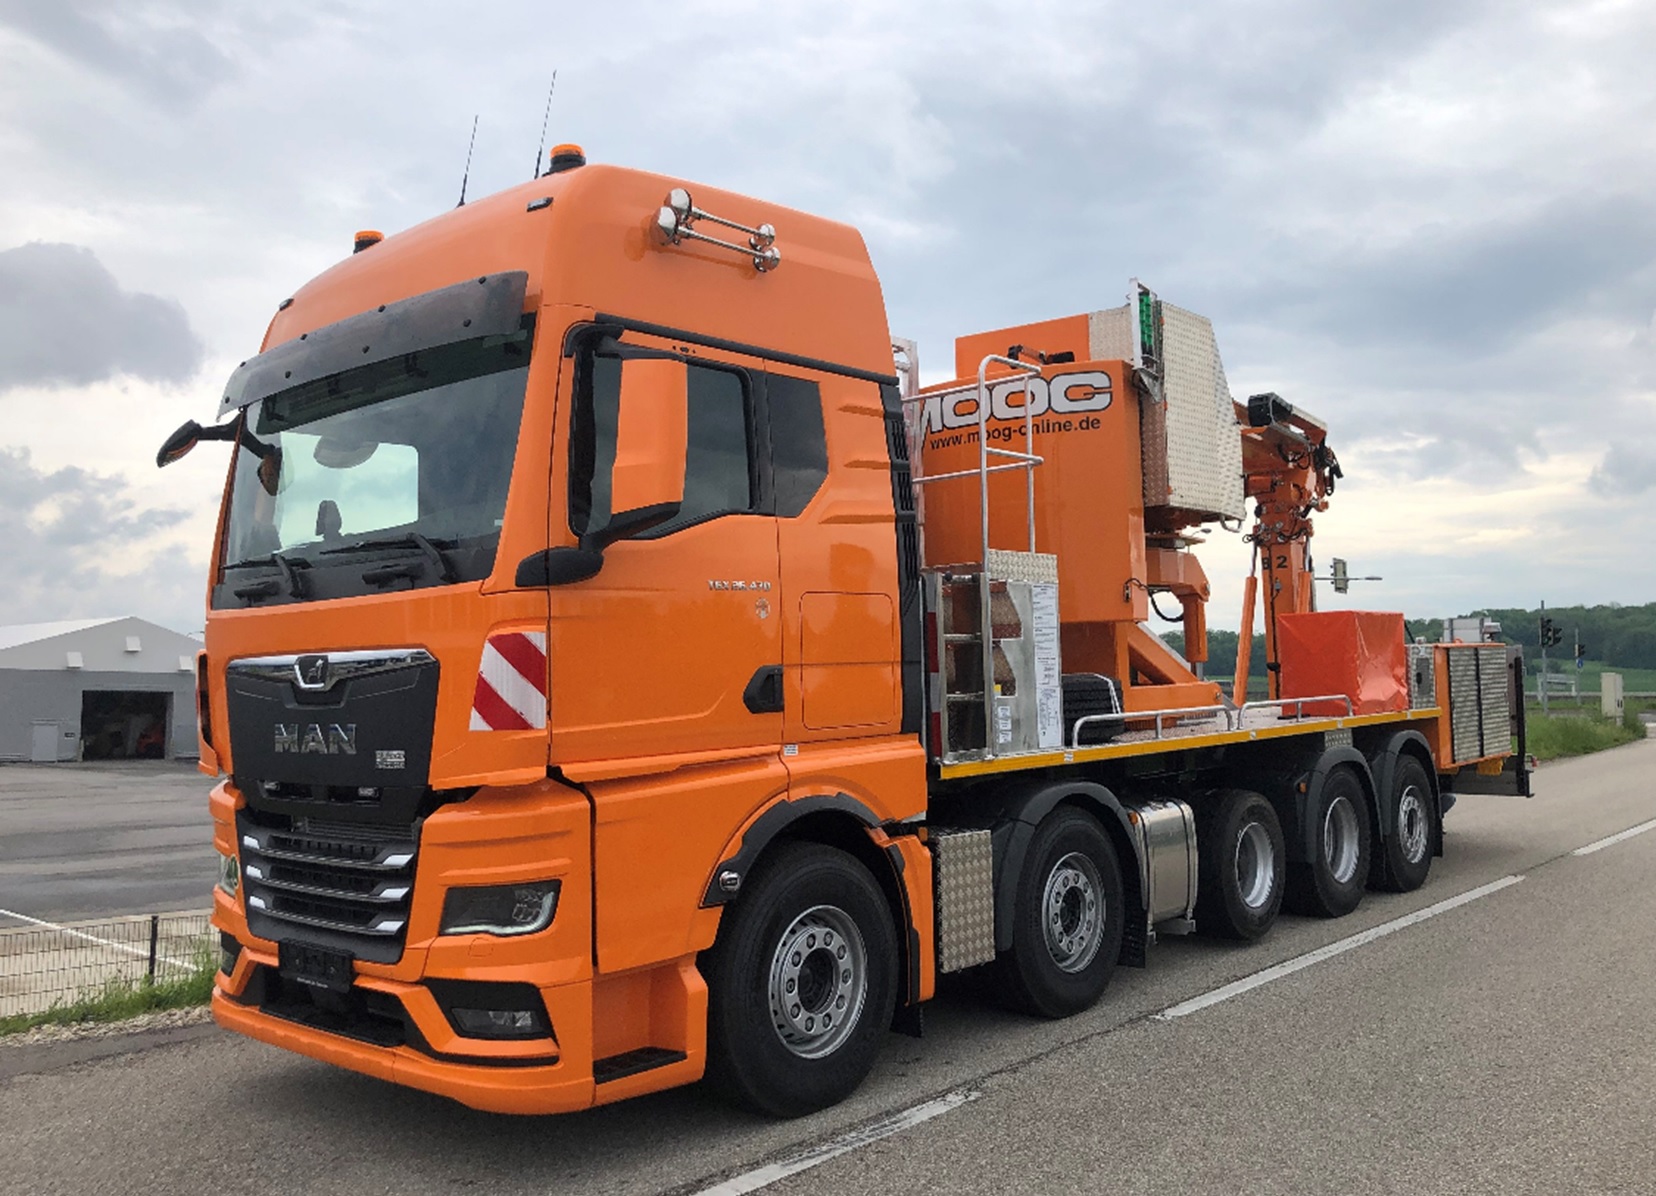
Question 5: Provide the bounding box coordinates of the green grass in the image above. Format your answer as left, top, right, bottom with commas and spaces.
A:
1525, 710, 1645, 762
0, 956, 217, 1037
1531, 661, 1656, 694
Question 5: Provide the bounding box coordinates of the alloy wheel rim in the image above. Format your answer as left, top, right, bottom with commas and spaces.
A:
1323, 795, 1361, 885
1041, 851, 1104, 973
1398, 784, 1429, 864
767, 904, 867, 1060
1318, 791, 1357, 887
1235, 820, 1277, 910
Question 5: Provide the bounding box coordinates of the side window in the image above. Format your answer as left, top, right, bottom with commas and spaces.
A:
571, 352, 756, 537
765, 372, 827, 518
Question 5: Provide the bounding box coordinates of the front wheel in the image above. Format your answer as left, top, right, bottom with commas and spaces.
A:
702, 842, 898, 1118
995, 807, 1124, 1018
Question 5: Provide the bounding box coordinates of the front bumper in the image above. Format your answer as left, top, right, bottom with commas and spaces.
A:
211, 774, 706, 1114
212, 960, 598, 1115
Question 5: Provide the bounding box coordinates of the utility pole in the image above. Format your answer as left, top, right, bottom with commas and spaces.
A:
1539, 600, 1549, 714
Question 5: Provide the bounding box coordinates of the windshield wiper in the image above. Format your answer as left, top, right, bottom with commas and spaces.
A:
230, 551, 310, 600
321, 533, 459, 586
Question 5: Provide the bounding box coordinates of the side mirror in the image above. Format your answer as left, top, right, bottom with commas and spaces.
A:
156, 420, 205, 468
156, 417, 238, 468
601, 356, 687, 544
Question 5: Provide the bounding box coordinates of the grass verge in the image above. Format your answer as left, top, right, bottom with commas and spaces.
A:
1526, 709, 1646, 762
0, 958, 216, 1037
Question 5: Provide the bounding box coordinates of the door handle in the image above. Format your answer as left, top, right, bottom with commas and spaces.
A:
743, 665, 784, 714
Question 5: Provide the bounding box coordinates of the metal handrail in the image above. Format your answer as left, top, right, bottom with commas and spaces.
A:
1238, 695, 1356, 720
1071, 703, 1234, 745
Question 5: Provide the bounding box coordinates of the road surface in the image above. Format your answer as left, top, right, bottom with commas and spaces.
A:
0, 761, 215, 922
1, 741, 1652, 1195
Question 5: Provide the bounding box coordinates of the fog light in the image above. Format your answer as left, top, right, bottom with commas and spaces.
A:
217, 849, 239, 897
219, 931, 242, 977
450, 1007, 543, 1038
439, 880, 559, 936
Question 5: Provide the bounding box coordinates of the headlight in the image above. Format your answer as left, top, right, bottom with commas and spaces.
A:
439, 880, 560, 936
217, 849, 239, 897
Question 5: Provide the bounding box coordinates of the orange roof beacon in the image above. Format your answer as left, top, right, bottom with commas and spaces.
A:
158, 148, 1528, 1118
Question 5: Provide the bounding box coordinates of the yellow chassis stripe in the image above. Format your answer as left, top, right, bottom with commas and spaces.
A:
936, 708, 1442, 780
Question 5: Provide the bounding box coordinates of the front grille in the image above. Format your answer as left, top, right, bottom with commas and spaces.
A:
237, 810, 418, 964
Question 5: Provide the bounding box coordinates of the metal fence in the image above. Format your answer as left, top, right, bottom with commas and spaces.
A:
0, 911, 214, 1020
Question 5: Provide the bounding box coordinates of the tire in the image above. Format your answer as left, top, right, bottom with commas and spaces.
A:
1194, 789, 1285, 941
1285, 764, 1372, 918
1377, 755, 1436, 893
701, 841, 898, 1118
995, 807, 1124, 1018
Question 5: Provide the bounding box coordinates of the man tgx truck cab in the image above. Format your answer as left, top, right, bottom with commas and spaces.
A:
160, 145, 1525, 1118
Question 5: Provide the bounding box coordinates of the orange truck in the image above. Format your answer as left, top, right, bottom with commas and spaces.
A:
157, 146, 1528, 1118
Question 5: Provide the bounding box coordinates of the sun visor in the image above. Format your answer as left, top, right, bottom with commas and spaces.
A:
219, 271, 529, 417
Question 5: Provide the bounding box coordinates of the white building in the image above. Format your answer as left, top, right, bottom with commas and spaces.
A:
0, 617, 201, 762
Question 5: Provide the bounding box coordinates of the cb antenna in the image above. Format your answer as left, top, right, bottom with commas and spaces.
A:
532, 71, 557, 179
457, 114, 479, 207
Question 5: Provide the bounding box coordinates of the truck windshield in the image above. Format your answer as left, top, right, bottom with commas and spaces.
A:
218, 324, 531, 601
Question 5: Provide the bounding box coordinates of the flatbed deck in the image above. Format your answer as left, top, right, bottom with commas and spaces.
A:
937, 706, 1443, 780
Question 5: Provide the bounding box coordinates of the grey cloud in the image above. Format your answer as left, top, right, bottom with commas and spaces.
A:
0, 446, 200, 630
0, 243, 204, 391
0, 0, 235, 110
1589, 442, 1656, 496
1244, 196, 1656, 358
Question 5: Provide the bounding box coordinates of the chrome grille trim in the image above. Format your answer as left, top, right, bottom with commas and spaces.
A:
227, 648, 435, 692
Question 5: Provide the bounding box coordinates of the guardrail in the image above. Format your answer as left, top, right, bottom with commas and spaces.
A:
0, 911, 213, 1020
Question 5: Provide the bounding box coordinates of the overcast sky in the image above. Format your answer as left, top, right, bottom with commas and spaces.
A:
1, 0, 1652, 636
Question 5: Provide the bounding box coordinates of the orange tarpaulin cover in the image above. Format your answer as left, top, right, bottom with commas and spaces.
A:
1276, 610, 1408, 716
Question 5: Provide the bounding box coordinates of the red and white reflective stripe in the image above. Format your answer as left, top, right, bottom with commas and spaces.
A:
470, 631, 547, 731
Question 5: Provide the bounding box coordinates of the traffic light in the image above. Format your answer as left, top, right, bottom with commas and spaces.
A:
1539, 617, 1563, 647
1576, 642, 1587, 666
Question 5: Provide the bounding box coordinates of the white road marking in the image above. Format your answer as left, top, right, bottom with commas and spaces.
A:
691, 1088, 979, 1195
0, 906, 195, 969
1572, 817, 1656, 856
1154, 875, 1525, 1021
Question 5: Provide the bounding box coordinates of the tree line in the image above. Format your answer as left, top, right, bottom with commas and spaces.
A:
1162, 602, 1656, 672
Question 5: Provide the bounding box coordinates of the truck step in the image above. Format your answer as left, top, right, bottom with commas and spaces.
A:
593, 1046, 688, 1084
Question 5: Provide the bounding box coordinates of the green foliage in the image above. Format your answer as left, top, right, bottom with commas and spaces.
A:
1454, 602, 1656, 671
0, 954, 216, 1037
1164, 628, 1267, 677
1525, 711, 1643, 762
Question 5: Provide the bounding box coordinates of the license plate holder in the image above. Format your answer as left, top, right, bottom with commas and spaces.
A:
278, 941, 355, 994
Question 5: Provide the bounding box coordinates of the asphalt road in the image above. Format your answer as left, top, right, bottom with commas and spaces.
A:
2, 741, 1653, 1195
0, 761, 216, 922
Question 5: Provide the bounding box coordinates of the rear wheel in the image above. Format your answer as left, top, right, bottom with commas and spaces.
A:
702, 842, 898, 1118
1195, 789, 1285, 941
1285, 765, 1372, 918
1377, 755, 1436, 892
996, 808, 1124, 1018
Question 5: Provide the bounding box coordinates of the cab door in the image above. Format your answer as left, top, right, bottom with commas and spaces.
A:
548, 339, 782, 763
548, 336, 787, 975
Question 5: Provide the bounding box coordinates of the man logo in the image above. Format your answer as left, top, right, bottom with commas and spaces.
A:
293, 654, 330, 690
921, 370, 1113, 433
274, 723, 357, 755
